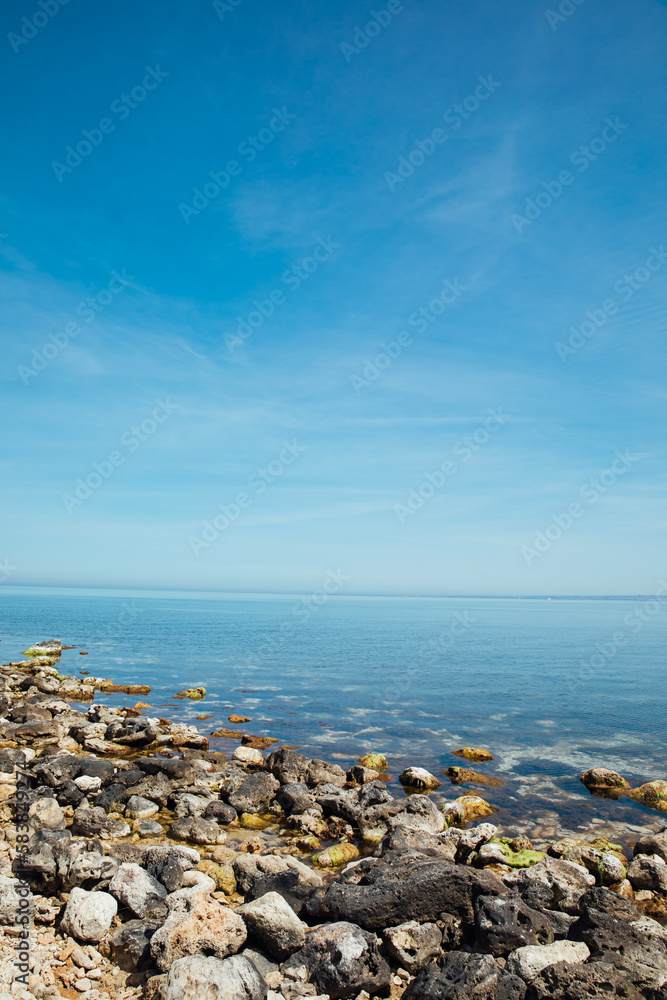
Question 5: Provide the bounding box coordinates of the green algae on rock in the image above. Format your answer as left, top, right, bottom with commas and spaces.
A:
478, 838, 545, 868
358, 753, 387, 770
441, 794, 497, 828
627, 780, 667, 812
173, 687, 206, 700
311, 842, 360, 867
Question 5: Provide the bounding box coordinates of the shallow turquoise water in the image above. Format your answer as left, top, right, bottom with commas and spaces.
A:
2, 587, 667, 846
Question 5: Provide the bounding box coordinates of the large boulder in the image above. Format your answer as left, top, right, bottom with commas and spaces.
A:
282, 921, 391, 1000
403, 951, 525, 1000
475, 894, 554, 956
150, 880, 246, 971
306, 853, 506, 930
60, 887, 117, 942
161, 954, 267, 1000
237, 891, 305, 959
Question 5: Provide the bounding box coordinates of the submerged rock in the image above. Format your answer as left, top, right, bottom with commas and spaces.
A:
580, 767, 630, 796
444, 766, 503, 787
628, 780, 667, 812
173, 687, 207, 700
452, 747, 494, 763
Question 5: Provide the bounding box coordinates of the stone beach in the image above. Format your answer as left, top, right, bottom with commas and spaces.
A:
2, 640, 667, 1000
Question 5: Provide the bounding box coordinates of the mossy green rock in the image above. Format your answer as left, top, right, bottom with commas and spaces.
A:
358, 753, 387, 771
197, 861, 237, 894
628, 780, 667, 812
173, 687, 207, 700
487, 838, 545, 868
239, 813, 269, 830
311, 842, 360, 867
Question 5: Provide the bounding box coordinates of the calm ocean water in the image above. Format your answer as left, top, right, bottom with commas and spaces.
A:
2, 587, 667, 848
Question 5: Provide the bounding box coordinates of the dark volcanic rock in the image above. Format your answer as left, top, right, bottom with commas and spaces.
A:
136, 756, 194, 781
245, 869, 316, 918
265, 748, 309, 784
525, 960, 645, 999
475, 894, 554, 956
228, 772, 280, 815
305, 854, 506, 930
276, 782, 317, 815
204, 801, 237, 824
403, 952, 526, 1000
282, 921, 390, 1000
71, 806, 130, 840
110, 918, 162, 971
570, 891, 667, 990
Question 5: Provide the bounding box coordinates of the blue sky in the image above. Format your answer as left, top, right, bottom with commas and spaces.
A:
1, 0, 666, 596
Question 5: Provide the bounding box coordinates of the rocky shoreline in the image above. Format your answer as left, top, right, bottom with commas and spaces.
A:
3, 640, 667, 999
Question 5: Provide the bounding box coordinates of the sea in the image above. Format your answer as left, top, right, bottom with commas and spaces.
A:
3, 586, 667, 850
